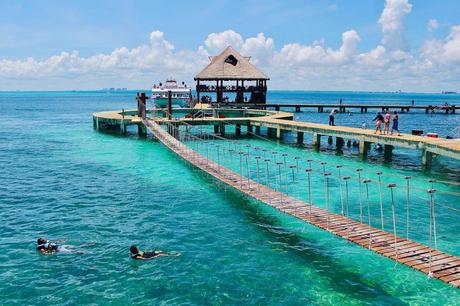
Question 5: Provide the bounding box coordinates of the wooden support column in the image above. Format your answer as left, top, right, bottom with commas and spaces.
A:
247, 123, 253, 135
297, 131, 304, 144
359, 140, 370, 158
214, 125, 219, 134
328, 136, 333, 145
276, 127, 281, 139
267, 127, 275, 138
235, 124, 241, 136
336, 137, 344, 148
384, 145, 394, 161
94, 117, 99, 130
138, 124, 147, 137
120, 121, 126, 135
255, 126, 261, 134
422, 149, 433, 169
312, 132, 321, 149
219, 123, 226, 136
295, 106, 301, 112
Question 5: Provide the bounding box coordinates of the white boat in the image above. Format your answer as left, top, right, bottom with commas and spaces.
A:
151, 79, 191, 108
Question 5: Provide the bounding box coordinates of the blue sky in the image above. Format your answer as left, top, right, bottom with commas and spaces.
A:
1, 0, 459, 91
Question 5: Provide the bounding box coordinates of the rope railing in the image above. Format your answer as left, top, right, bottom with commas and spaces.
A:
145, 117, 459, 269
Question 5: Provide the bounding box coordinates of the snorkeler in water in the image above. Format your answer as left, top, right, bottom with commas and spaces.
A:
130, 245, 180, 260
36, 238, 95, 255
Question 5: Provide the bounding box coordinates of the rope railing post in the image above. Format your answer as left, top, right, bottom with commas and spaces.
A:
363, 179, 372, 248
282, 153, 289, 193
324, 172, 331, 230
276, 162, 284, 203
306, 168, 313, 221
428, 188, 437, 278
336, 165, 344, 216
255, 156, 261, 191
245, 153, 251, 188
356, 168, 363, 223
377, 171, 385, 230
239, 152, 243, 188
272, 151, 278, 163
388, 183, 398, 259
216, 144, 221, 171
245, 144, 251, 156
343, 176, 351, 239
289, 165, 296, 182
320, 162, 327, 175
264, 159, 271, 188
282, 153, 288, 172
294, 157, 300, 174
405, 176, 411, 239
307, 159, 313, 171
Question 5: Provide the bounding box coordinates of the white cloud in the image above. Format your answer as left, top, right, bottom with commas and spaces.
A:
379, 0, 412, 50
204, 30, 243, 53
1, 2, 460, 92
427, 19, 439, 32
422, 25, 460, 64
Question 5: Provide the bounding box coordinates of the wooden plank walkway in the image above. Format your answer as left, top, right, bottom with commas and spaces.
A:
143, 119, 460, 288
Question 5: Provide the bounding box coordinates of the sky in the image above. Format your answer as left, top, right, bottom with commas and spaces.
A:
0, 0, 459, 92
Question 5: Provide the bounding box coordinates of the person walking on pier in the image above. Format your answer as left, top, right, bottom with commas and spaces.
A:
383, 111, 391, 134
391, 111, 401, 136
329, 109, 338, 126
373, 112, 384, 134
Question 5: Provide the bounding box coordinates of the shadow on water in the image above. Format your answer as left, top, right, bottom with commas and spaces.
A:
189, 170, 405, 304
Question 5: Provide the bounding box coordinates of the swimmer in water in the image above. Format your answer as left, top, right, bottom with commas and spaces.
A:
130, 245, 180, 260
36, 238, 95, 255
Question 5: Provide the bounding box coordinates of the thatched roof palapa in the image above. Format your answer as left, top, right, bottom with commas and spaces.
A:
194, 46, 269, 81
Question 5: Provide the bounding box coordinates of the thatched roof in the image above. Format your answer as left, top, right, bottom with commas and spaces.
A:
195, 46, 269, 81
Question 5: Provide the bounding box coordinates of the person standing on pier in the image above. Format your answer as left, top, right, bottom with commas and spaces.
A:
383, 111, 391, 134
373, 112, 384, 134
329, 109, 338, 126
391, 111, 400, 136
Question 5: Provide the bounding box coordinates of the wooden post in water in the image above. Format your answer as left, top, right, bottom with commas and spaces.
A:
336, 137, 344, 148
219, 123, 226, 136
235, 124, 241, 136
276, 127, 281, 139
247, 123, 253, 135
422, 149, 433, 169
297, 131, 304, 144
313, 132, 321, 149
359, 140, 370, 158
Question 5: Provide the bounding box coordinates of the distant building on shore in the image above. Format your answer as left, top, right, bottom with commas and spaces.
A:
194, 46, 269, 104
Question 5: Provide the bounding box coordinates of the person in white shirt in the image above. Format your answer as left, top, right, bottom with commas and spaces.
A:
329, 109, 338, 126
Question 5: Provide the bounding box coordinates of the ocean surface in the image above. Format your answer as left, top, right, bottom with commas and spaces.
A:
0, 90, 459, 305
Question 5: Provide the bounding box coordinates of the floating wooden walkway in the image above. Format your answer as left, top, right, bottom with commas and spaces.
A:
143, 118, 460, 289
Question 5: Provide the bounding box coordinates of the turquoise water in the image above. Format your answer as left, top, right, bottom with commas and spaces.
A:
0, 91, 459, 305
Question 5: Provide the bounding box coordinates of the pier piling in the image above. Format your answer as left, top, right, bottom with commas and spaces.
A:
297, 131, 304, 144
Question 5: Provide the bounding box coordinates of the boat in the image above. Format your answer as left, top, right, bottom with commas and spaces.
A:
151, 79, 192, 108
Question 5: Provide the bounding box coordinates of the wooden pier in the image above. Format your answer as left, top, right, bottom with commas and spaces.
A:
93, 107, 460, 169
142, 118, 460, 288
213, 102, 459, 114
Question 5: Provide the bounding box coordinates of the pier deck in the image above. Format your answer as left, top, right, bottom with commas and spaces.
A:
213, 102, 459, 114
142, 118, 460, 288
93, 108, 460, 167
